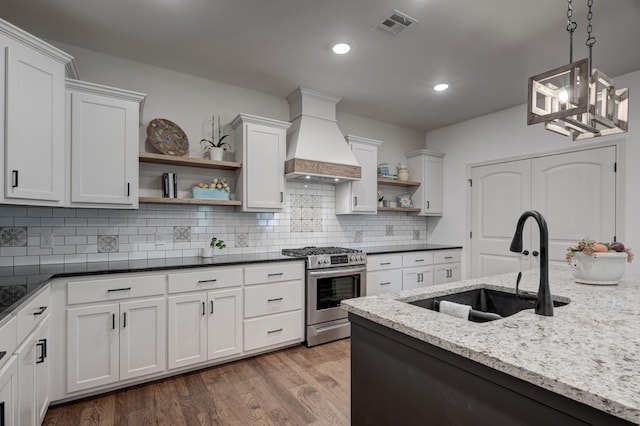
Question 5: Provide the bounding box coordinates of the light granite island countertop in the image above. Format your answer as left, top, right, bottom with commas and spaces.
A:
341, 267, 640, 424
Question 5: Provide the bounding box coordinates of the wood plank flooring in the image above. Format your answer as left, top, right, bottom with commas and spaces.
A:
43, 339, 350, 426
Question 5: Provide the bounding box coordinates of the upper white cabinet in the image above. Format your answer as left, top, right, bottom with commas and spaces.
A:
232, 113, 291, 212
66, 79, 145, 209
406, 150, 445, 216
0, 19, 74, 206
335, 135, 382, 215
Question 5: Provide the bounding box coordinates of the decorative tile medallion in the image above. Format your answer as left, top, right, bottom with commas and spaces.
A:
290, 195, 322, 233
97, 235, 119, 253
0, 227, 27, 247
386, 225, 394, 237
173, 226, 191, 242
236, 233, 249, 248
414, 230, 421, 240
354, 231, 363, 243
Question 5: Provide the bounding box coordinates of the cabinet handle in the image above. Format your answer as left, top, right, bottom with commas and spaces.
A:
202, 302, 206, 316
198, 279, 217, 284
280, 192, 284, 203
11, 170, 18, 188
34, 306, 47, 316
417, 273, 422, 282
444, 256, 453, 260
380, 262, 391, 266
354, 196, 358, 206
267, 328, 283, 334
112, 313, 115, 330
210, 300, 214, 314
127, 183, 131, 197
380, 282, 391, 286
123, 312, 127, 328
36, 339, 46, 364
1, 400, 5, 426
414, 259, 425, 262
426, 200, 430, 209
107, 287, 131, 292
268, 272, 284, 277
267, 297, 283, 302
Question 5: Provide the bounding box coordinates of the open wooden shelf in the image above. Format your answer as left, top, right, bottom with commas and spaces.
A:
377, 178, 420, 187
139, 197, 242, 206
139, 152, 242, 171
377, 207, 421, 212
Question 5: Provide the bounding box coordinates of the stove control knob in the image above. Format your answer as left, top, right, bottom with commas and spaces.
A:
323, 256, 330, 264
357, 255, 364, 261
350, 255, 356, 262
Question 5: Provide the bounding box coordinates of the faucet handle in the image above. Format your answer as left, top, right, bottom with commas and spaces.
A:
516, 271, 522, 297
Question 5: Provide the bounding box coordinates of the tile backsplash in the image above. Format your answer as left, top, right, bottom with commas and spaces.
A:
0, 181, 428, 267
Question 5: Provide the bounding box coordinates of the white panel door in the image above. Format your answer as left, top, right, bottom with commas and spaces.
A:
424, 155, 444, 214
434, 264, 461, 285
15, 332, 36, 426
208, 288, 242, 360
4, 44, 65, 203
0, 356, 18, 426
34, 320, 50, 425
168, 293, 207, 369
471, 159, 532, 278
67, 304, 119, 392
402, 266, 434, 290
69, 90, 137, 206
532, 146, 617, 266
245, 123, 285, 210
119, 298, 166, 380
351, 142, 378, 213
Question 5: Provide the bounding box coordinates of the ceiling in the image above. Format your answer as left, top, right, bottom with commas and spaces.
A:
3, 0, 639, 132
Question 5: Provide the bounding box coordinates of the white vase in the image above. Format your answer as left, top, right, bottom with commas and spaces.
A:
200, 247, 214, 258
210, 147, 224, 161
570, 252, 627, 285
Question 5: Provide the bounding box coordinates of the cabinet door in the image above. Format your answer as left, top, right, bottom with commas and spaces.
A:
69, 90, 138, 207
4, 43, 65, 204
0, 356, 18, 426
366, 269, 402, 295
434, 264, 461, 285
208, 288, 242, 360
16, 332, 36, 426
34, 320, 50, 425
350, 142, 378, 213
67, 304, 119, 393
402, 266, 434, 290
423, 154, 443, 214
168, 293, 207, 369
244, 122, 285, 210
120, 298, 166, 380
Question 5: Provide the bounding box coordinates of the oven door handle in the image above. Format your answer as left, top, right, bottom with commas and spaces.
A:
308, 265, 367, 278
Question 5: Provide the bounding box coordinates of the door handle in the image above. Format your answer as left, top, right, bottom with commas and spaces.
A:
280, 192, 284, 203
112, 313, 115, 330
127, 182, 131, 197
202, 302, 206, 316
33, 306, 47, 316
521, 250, 529, 256
36, 339, 47, 363
11, 170, 18, 188
426, 200, 430, 209
354, 196, 358, 206
1, 400, 5, 426
210, 300, 214, 314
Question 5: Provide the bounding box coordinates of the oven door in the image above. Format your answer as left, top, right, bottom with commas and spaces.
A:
307, 265, 366, 325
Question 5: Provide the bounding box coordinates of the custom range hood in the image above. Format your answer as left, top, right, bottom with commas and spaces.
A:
285, 88, 361, 182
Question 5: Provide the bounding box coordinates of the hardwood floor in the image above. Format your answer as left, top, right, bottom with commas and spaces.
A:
43, 339, 351, 426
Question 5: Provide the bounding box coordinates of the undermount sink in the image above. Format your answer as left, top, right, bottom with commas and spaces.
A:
408, 288, 569, 323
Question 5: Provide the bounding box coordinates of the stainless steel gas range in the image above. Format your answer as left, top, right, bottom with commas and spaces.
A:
281, 247, 366, 346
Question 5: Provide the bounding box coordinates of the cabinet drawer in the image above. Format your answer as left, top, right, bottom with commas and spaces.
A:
244, 262, 303, 286
17, 285, 50, 342
168, 267, 242, 293
434, 250, 461, 264
402, 252, 434, 267
366, 269, 403, 295
68, 275, 165, 304
0, 317, 17, 369
243, 310, 303, 352
367, 255, 402, 271
244, 281, 302, 318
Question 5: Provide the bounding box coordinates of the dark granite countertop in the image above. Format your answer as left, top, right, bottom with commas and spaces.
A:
0, 244, 462, 322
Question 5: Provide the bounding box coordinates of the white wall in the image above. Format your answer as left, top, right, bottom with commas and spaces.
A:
426, 69, 640, 276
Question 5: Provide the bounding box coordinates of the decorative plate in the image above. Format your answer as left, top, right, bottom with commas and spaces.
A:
146, 118, 189, 156
398, 194, 413, 208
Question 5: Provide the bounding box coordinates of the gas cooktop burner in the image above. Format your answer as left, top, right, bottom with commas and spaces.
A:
281, 246, 362, 257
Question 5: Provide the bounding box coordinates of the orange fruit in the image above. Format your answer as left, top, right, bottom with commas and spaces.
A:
593, 243, 609, 252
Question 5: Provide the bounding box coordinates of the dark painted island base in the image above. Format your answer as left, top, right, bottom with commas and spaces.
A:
349, 314, 633, 426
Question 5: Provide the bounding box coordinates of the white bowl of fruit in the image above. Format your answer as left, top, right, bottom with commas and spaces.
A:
566, 239, 634, 285
192, 178, 230, 200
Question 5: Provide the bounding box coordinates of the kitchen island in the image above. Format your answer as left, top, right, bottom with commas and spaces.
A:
341, 267, 639, 425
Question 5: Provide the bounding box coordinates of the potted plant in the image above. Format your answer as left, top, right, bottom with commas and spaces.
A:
200, 115, 230, 161
201, 236, 226, 258
566, 238, 634, 285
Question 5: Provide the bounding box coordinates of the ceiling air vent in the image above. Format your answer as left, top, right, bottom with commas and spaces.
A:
375, 9, 418, 35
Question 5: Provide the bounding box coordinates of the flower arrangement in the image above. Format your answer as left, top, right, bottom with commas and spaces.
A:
200, 115, 230, 152
210, 236, 226, 250
566, 238, 634, 264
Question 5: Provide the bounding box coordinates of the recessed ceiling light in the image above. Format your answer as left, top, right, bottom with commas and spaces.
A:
332, 43, 351, 55
433, 83, 449, 92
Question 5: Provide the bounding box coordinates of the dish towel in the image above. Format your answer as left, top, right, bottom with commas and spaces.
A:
438, 300, 472, 320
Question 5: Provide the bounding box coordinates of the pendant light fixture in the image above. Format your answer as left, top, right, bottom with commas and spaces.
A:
527, 0, 629, 140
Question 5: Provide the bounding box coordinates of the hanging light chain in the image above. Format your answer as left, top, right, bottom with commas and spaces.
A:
566, 0, 578, 62
586, 0, 596, 73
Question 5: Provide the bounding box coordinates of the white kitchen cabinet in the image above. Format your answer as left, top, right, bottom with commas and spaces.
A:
0, 25, 72, 206
66, 79, 145, 209
403, 266, 434, 290
232, 113, 291, 212
433, 250, 462, 285
16, 315, 50, 426
67, 297, 166, 393
0, 355, 18, 426
367, 254, 403, 295
335, 135, 382, 215
167, 288, 242, 370
405, 150, 445, 216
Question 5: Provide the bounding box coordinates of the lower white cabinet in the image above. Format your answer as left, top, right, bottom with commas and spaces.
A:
0, 356, 18, 426
244, 311, 302, 352
433, 250, 462, 285
167, 288, 242, 370
66, 297, 166, 393
403, 266, 434, 290
16, 315, 50, 426
367, 254, 403, 295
